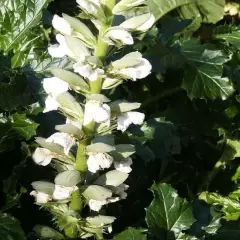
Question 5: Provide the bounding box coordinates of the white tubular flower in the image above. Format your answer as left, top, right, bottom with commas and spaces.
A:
111, 52, 152, 81
32, 147, 56, 166
52, 185, 78, 200
43, 77, 69, 98
73, 61, 104, 81
87, 152, 113, 173
103, 27, 133, 46
83, 101, 111, 126
30, 191, 52, 204
89, 197, 120, 211
120, 13, 155, 31
115, 184, 129, 199
117, 111, 145, 132
43, 96, 60, 113
46, 132, 75, 155
89, 199, 107, 211
48, 34, 69, 58
52, 15, 72, 35
114, 157, 133, 173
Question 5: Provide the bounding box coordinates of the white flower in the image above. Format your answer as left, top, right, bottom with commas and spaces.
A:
103, 28, 133, 45
118, 58, 151, 80
107, 226, 113, 233
73, 61, 104, 81
48, 34, 69, 58
83, 101, 111, 126
115, 184, 129, 199
46, 132, 75, 155
52, 15, 71, 35
87, 152, 113, 173
43, 77, 69, 98
89, 197, 120, 211
120, 13, 155, 31
30, 190, 52, 204
89, 199, 106, 211
114, 157, 133, 173
43, 96, 60, 113
117, 111, 145, 132
52, 185, 78, 200
32, 147, 56, 166
111, 52, 152, 81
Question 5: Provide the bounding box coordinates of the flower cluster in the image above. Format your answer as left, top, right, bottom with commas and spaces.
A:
31, 0, 153, 238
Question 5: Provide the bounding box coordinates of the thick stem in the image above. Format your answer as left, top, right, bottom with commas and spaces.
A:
96, 232, 104, 240
70, 190, 83, 212
70, 0, 116, 223
75, 139, 89, 172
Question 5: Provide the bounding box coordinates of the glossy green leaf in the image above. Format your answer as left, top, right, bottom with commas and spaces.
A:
214, 25, 240, 49
0, 0, 52, 68
113, 227, 147, 240
181, 39, 234, 100
177, 0, 224, 31
9, 113, 39, 140
0, 213, 27, 240
146, 183, 194, 238
147, 0, 194, 22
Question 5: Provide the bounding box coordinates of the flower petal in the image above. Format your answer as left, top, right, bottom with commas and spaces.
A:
52, 185, 77, 200
114, 157, 133, 173
46, 132, 75, 155
32, 147, 55, 166
43, 96, 60, 113
43, 77, 69, 98
52, 15, 72, 35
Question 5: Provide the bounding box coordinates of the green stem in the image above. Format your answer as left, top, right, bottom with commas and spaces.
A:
75, 139, 89, 172
70, 190, 83, 212
96, 232, 104, 240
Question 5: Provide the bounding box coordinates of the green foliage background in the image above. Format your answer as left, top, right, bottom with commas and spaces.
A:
2, 0, 240, 239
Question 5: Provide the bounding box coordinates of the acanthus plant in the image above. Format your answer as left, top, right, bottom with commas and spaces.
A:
30, 0, 154, 238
